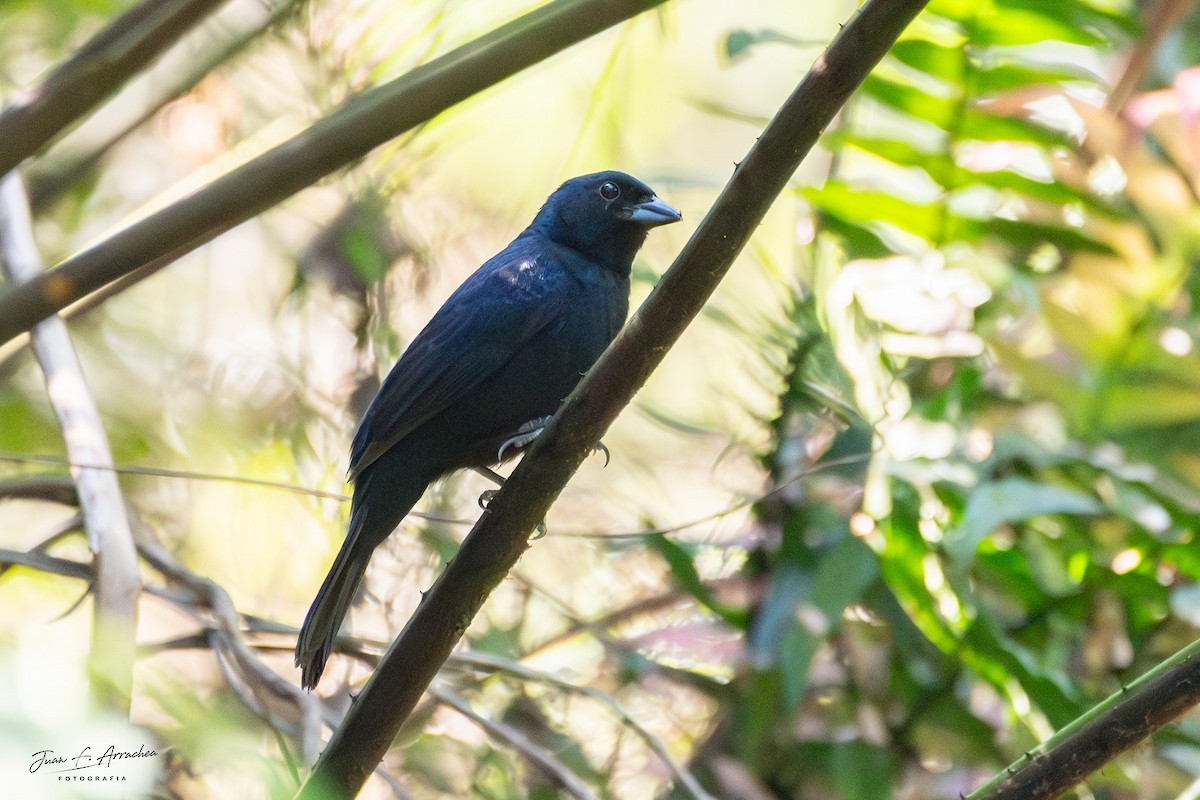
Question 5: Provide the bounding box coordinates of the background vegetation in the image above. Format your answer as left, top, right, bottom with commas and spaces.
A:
3, 0, 1200, 798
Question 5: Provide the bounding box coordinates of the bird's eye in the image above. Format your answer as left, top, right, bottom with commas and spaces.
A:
598, 181, 621, 200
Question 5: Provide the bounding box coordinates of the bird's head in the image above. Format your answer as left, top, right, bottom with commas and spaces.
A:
528, 171, 681, 273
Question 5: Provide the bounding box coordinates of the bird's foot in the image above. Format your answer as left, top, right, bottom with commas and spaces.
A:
477, 488, 498, 510
476, 486, 547, 539
497, 416, 554, 462
497, 417, 611, 467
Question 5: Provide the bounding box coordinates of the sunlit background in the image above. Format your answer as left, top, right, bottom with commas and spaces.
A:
4, 0, 1200, 797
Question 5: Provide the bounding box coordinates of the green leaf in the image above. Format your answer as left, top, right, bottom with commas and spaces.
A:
1099, 385, 1200, 430
804, 185, 944, 240
779, 537, 880, 710
751, 565, 810, 665
813, 210, 894, 258
878, 485, 962, 654
971, 61, 1103, 95
984, 217, 1117, 255
811, 536, 880, 621
1093, 565, 1169, 636
832, 741, 894, 800
975, 545, 1056, 611
830, 131, 940, 163
958, 109, 1075, 149
860, 74, 959, 127
945, 477, 1104, 566
994, 0, 1140, 38
964, 619, 1083, 727
723, 27, 812, 60
735, 670, 781, 768
961, 167, 1119, 217
974, 9, 1106, 47
909, 695, 1000, 764
927, 0, 985, 23
646, 534, 749, 628
830, 132, 957, 187
340, 226, 390, 284
891, 38, 964, 77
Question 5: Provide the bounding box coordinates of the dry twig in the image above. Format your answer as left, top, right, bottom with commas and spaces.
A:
431, 687, 600, 800
0, 172, 141, 711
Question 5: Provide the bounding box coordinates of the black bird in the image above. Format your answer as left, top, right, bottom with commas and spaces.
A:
296, 171, 680, 689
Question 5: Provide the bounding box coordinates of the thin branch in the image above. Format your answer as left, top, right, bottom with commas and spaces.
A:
136, 535, 329, 762
0, 451, 351, 501
430, 687, 600, 800
0, 519, 339, 770
0, 448, 871, 531
0, 172, 140, 712
0, 474, 80, 505
0, 0, 228, 175
0, 0, 671, 349
554, 450, 874, 539
0, 512, 83, 579
297, 1, 931, 797
0, 522, 709, 797
450, 652, 715, 800
0, 547, 93, 581
1107, 0, 1195, 112
966, 634, 1200, 800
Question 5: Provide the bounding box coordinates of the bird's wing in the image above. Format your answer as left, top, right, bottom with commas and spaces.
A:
347, 241, 567, 478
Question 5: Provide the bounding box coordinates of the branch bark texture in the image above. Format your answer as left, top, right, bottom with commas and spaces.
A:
0, 0, 668, 349
0, 173, 141, 712
296, 0, 931, 797
967, 638, 1200, 800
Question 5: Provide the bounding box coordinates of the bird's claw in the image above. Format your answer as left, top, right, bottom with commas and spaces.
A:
592, 441, 610, 468
497, 415, 554, 462
497, 416, 610, 468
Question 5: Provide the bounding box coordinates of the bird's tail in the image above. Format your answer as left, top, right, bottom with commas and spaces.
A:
295, 527, 372, 690
295, 453, 431, 690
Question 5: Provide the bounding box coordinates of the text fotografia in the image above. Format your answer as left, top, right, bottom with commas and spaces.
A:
30, 743, 157, 777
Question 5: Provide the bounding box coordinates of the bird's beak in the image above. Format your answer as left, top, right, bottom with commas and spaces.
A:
627, 195, 682, 227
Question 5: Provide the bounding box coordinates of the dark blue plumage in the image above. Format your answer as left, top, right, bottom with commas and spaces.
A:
296, 171, 680, 688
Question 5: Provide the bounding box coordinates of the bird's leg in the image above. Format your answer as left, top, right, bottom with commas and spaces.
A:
478, 414, 610, 540
474, 466, 547, 539
474, 466, 505, 510
475, 466, 506, 486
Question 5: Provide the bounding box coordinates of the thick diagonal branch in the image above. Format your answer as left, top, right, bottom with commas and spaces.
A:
296, 1, 931, 797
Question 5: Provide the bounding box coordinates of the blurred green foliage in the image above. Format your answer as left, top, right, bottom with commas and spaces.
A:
5, 0, 1200, 798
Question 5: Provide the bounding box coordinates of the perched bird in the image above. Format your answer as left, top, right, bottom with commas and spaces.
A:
296, 171, 680, 689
